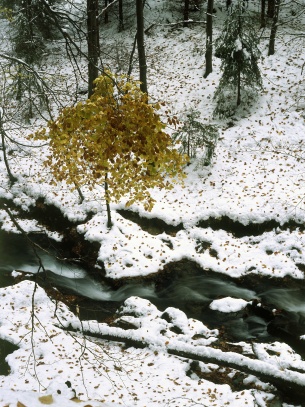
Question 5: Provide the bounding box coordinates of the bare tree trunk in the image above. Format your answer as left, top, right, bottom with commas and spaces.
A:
104, 174, 112, 228
183, 0, 190, 27
237, 68, 241, 106
268, 0, 280, 56
104, 0, 109, 24
261, 0, 266, 27
0, 111, 17, 185
136, 0, 147, 94
237, 14, 242, 106
75, 184, 85, 203
87, 0, 100, 97
127, 32, 138, 77
204, 0, 213, 78
118, 0, 124, 31
267, 0, 275, 18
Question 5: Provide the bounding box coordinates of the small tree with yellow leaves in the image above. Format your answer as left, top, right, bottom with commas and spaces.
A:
31, 71, 188, 227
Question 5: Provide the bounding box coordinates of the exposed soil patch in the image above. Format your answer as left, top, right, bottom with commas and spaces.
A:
117, 208, 184, 236
118, 209, 305, 239
197, 216, 305, 238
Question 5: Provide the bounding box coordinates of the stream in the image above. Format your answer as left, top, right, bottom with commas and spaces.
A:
1, 229, 305, 366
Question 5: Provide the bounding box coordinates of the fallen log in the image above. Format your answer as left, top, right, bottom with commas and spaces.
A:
64, 325, 305, 404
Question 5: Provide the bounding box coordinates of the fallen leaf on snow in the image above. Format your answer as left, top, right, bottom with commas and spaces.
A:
38, 394, 54, 404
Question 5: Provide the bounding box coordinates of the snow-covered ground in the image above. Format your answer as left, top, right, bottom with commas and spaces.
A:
1, 280, 303, 407
1, 0, 305, 406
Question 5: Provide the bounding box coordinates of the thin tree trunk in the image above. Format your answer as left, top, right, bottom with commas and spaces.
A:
204, 0, 213, 78
237, 69, 241, 106
16, 64, 22, 101
267, 0, 275, 18
75, 184, 85, 203
24, 0, 34, 53
136, 0, 147, 94
268, 0, 280, 56
127, 32, 138, 77
183, 0, 190, 27
0, 111, 17, 185
104, 0, 109, 24
237, 13, 242, 106
104, 174, 112, 228
87, 0, 100, 97
118, 0, 124, 31
261, 0, 266, 27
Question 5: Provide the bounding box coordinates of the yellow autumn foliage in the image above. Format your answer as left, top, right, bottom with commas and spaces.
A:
31, 71, 188, 210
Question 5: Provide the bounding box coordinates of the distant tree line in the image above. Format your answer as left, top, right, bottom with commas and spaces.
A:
0, 0, 299, 109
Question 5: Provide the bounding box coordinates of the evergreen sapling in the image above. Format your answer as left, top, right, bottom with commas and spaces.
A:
213, 1, 263, 117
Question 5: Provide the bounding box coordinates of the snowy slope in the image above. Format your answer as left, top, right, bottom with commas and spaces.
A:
0, 0, 305, 406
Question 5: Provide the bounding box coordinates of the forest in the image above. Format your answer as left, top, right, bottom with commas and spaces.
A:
0, 0, 305, 406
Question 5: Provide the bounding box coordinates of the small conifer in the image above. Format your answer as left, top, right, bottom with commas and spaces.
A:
213, 1, 263, 117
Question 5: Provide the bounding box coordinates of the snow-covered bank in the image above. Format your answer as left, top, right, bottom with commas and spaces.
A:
1, 280, 303, 407
1, 0, 305, 405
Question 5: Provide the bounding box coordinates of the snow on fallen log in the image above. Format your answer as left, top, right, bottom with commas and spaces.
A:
69, 296, 305, 402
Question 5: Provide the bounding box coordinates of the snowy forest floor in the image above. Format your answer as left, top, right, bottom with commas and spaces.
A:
1, 0, 305, 406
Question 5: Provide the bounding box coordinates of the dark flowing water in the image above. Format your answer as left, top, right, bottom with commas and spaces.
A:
1, 230, 305, 358
0, 339, 18, 375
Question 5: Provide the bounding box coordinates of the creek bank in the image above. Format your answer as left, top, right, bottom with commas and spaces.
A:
9, 255, 305, 361
2, 199, 305, 403
2, 197, 305, 306
2, 196, 305, 298
197, 216, 305, 238
118, 208, 305, 238
0, 339, 18, 376
117, 208, 184, 235
64, 312, 305, 406
2, 198, 305, 354
0, 197, 102, 275
3, 197, 305, 285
